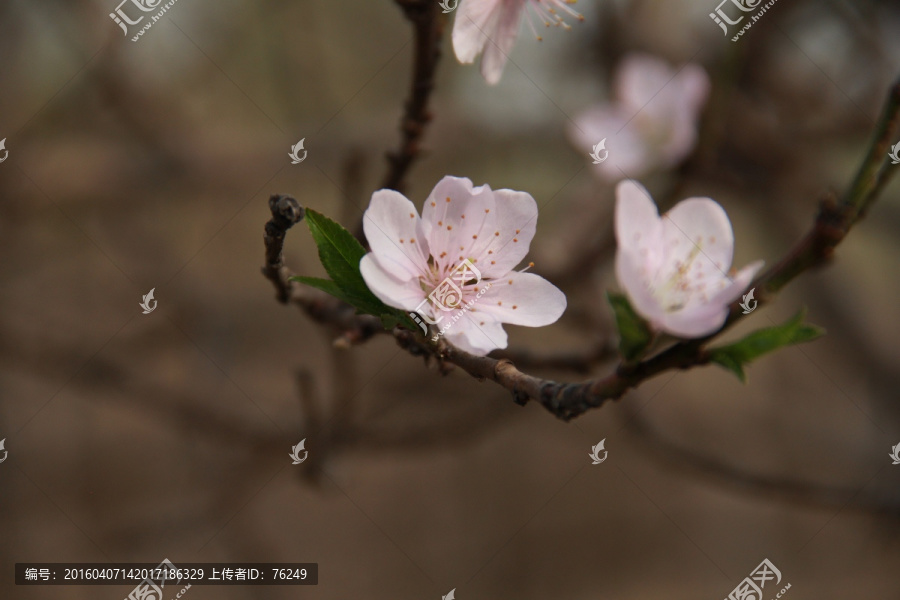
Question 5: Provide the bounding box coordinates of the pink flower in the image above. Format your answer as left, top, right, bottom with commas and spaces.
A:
452, 0, 583, 85
614, 180, 763, 338
570, 54, 710, 179
360, 176, 567, 355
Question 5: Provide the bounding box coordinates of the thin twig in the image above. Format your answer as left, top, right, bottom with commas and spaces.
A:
381, 0, 444, 194
265, 76, 900, 421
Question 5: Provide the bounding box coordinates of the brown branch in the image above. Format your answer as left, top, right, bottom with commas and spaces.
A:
263, 76, 900, 422
491, 341, 618, 374
262, 194, 305, 304
381, 0, 444, 194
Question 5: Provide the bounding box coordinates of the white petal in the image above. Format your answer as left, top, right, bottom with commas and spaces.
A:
360, 254, 426, 311
479, 1, 523, 84
363, 189, 430, 280
470, 272, 566, 326
675, 63, 711, 114
615, 53, 676, 115
444, 315, 508, 356
569, 107, 649, 180
615, 180, 663, 255
422, 176, 498, 271
659, 303, 729, 338
709, 260, 765, 306
477, 187, 538, 278
656, 197, 735, 287
615, 247, 665, 327
452, 0, 506, 64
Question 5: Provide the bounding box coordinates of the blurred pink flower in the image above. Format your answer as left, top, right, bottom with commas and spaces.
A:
360, 176, 567, 355
570, 54, 710, 179
452, 0, 583, 85
614, 180, 763, 338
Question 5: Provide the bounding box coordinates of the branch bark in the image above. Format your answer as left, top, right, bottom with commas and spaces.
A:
381, 0, 444, 194
264, 77, 900, 421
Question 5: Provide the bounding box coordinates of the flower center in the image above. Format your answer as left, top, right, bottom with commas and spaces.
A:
655, 243, 703, 313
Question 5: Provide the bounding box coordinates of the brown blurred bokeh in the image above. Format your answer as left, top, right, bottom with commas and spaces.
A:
2, 0, 900, 598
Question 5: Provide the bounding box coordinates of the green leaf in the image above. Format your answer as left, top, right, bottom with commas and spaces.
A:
290, 210, 422, 334
304, 210, 371, 299
607, 292, 654, 362
708, 309, 825, 383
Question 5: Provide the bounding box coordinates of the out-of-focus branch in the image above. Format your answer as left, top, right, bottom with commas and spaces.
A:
624, 405, 900, 516
381, 0, 444, 194
265, 76, 900, 421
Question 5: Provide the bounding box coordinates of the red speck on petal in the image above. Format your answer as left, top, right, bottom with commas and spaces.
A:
447, 225, 452, 230
446, 197, 451, 203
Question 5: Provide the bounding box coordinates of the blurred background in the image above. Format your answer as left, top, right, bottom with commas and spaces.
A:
2, 0, 900, 598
